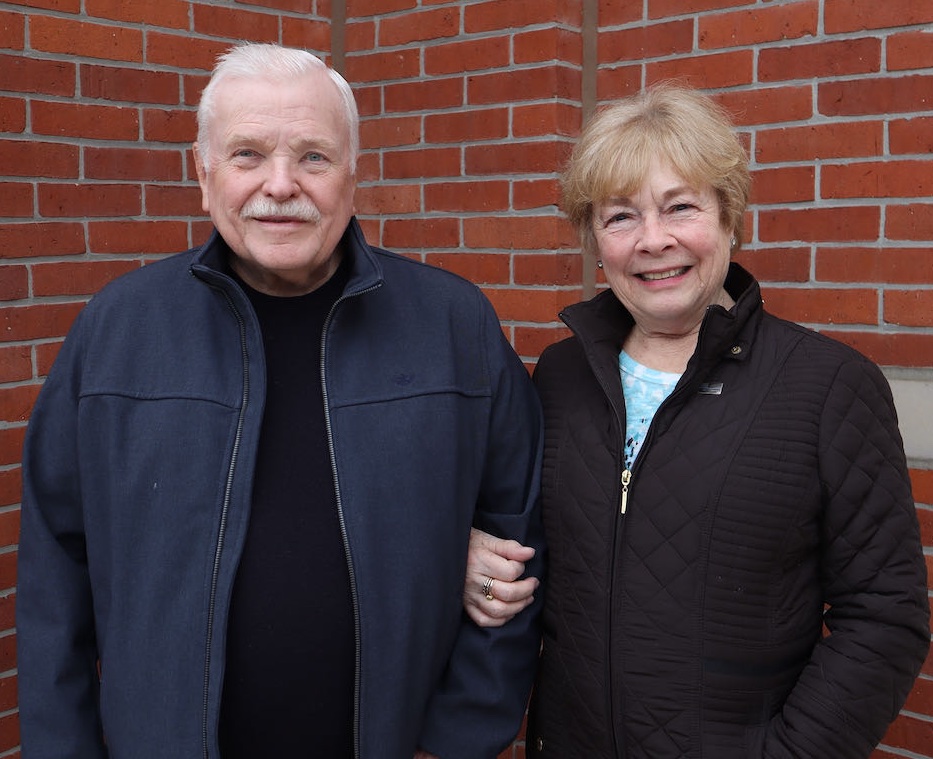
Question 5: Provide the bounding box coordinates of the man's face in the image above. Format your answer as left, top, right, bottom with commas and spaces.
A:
195, 70, 356, 296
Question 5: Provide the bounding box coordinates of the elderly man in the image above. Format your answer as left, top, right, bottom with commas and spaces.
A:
17, 43, 544, 759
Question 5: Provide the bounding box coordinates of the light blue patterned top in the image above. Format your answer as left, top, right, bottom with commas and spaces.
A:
619, 350, 681, 470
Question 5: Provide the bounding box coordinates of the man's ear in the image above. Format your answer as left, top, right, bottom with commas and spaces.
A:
192, 142, 210, 214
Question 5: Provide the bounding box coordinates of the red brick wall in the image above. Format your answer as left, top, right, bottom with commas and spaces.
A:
1, 0, 931, 755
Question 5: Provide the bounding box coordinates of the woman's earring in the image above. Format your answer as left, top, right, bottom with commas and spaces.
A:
730, 237, 737, 249
596, 260, 604, 269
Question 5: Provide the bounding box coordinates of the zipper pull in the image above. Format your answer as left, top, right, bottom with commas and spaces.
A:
620, 469, 631, 514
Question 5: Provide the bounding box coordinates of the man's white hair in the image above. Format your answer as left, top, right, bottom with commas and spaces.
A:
196, 43, 359, 173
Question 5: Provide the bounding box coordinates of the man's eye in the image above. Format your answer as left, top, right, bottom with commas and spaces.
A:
305, 152, 324, 162
233, 149, 258, 159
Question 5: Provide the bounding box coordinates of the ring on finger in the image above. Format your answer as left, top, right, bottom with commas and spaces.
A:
482, 576, 496, 601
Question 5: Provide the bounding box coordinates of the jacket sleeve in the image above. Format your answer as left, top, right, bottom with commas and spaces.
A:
763, 357, 930, 758
417, 299, 546, 759
17, 311, 108, 758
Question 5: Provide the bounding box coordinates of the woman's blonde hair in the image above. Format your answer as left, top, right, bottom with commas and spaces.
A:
562, 83, 750, 256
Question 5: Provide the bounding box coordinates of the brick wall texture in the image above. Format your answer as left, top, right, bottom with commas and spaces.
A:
1, 0, 932, 755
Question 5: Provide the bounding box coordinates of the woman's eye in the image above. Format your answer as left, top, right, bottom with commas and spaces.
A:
671, 203, 693, 212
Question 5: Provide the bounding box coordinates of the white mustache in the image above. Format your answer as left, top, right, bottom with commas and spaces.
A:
240, 198, 321, 223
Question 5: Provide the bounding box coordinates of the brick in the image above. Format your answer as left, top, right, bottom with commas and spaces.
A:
31, 101, 139, 141
0, 469, 21, 510
143, 109, 196, 143
822, 161, 933, 200
0, 183, 32, 218
888, 30, 933, 72
514, 27, 582, 66
85, 0, 189, 29
424, 108, 509, 144
424, 252, 510, 285
825, 0, 933, 33
699, 1, 818, 49
512, 102, 580, 139
385, 78, 463, 114
465, 140, 572, 176
0, 385, 41, 426
599, 20, 693, 63
514, 252, 582, 286
0, 266, 28, 301
0, 670, 15, 711
0, 140, 78, 179
648, 51, 754, 90
514, 324, 571, 358
759, 38, 880, 82
819, 76, 933, 117
192, 4, 279, 42
360, 116, 421, 150
379, 7, 459, 47
890, 117, 933, 155
348, 0, 415, 14
182, 73, 210, 108
0, 426, 26, 468
0, 348, 30, 386
760, 286, 877, 325
32, 260, 140, 297
84, 147, 183, 182
0, 53, 74, 97
344, 49, 420, 84
599, 0, 642, 25
756, 122, 884, 163
887, 204, 933, 240
482, 286, 578, 323
820, 329, 933, 370
514, 178, 560, 211
816, 247, 933, 285
469, 66, 579, 105
424, 36, 510, 76
465, 0, 579, 33
37, 183, 142, 218
649, 0, 747, 18
0, 512, 20, 549
146, 32, 229, 71
464, 216, 574, 251
876, 711, 933, 756
383, 147, 460, 180
353, 184, 420, 215
717, 86, 812, 126
88, 220, 188, 255
913, 470, 933, 505
242, 0, 314, 11
0, 302, 84, 342
0, 222, 85, 258
345, 19, 376, 53
732, 247, 811, 284
595, 64, 642, 101
30, 16, 143, 63
0, 10, 24, 50
424, 181, 509, 212
355, 153, 380, 182
352, 85, 381, 120
3, 0, 78, 10
281, 17, 330, 52
884, 290, 933, 328
145, 185, 204, 217
902, 672, 933, 715
35, 341, 63, 377
81, 64, 180, 105
759, 206, 880, 243
0, 95, 25, 133
0, 553, 13, 589
382, 218, 459, 249
749, 166, 815, 205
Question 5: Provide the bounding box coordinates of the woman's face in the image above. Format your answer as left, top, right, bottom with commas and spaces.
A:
592, 159, 734, 337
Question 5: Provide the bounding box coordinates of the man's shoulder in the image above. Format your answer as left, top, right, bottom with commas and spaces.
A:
369, 245, 482, 298
88, 248, 200, 304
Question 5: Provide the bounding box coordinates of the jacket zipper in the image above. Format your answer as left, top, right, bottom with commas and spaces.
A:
619, 469, 632, 514
320, 283, 380, 759
202, 287, 250, 759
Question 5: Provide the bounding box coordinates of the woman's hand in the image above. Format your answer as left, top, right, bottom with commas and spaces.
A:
463, 527, 540, 627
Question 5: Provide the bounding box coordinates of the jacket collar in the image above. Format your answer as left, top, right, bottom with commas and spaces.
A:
559, 262, 763, 380
189, 216, 385, 298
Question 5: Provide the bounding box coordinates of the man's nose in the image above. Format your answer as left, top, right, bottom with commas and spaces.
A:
262, 158, 300, 200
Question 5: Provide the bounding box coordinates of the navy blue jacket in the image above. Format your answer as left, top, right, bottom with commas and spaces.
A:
17, 219, 545, 759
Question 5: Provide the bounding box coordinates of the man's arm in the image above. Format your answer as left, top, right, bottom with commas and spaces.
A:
17, 317, 108, 758
417, 300, 546, 759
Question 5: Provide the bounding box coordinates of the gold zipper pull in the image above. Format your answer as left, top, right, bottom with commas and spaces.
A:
620, 469, 631, 514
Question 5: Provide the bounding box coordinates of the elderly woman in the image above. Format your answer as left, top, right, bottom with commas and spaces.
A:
466, 84, 929, 758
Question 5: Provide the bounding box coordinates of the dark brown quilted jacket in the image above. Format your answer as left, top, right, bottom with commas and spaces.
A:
527, 264, 929, 759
